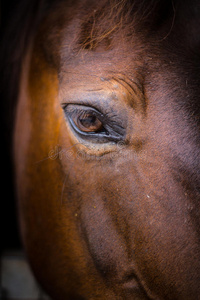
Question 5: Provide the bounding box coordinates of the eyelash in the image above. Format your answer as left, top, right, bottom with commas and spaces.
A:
63, 104, 125, 143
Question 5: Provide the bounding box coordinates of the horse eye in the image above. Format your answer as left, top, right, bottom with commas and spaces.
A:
63, 104, 125, 143
64, 105, 107, 136
73, 111, 103, 133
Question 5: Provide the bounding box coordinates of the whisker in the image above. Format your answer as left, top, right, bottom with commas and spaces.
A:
34, 143, 81, 164
161, 0, 176, 41
60, 172, 69, 206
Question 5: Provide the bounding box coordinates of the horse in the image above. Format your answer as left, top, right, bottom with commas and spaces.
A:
3, 0, 200, 298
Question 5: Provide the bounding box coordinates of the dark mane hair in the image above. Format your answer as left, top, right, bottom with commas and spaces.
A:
0, 0, 49, 138
78, 0, 174, 51
38, 0, 175, 72
0, 0, 50, 250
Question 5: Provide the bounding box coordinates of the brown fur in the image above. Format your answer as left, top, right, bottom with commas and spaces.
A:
3, 0, 200, 299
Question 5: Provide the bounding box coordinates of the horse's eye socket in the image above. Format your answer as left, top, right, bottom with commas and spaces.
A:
63, 104, 125, 143
74, 111, 103, 133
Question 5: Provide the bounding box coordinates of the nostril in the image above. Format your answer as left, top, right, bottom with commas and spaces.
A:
124, 272, 137, 282
121, 270, 140, 288
120, 269, 150, 299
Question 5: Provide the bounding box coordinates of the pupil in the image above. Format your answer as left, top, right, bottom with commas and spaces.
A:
77, 113, 103, 132
80, 115, 96, 128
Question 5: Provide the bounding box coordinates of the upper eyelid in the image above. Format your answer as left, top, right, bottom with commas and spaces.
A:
61, 101, 106, 114
63, 103, 118, 122
63, 104, 104, 118
59, 87, 120, 112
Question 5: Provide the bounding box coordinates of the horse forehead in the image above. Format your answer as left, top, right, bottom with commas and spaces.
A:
59, 40, 143, 75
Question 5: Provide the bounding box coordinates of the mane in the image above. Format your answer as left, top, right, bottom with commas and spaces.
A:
78, 0, 173, 51
0, 0, 50, 140
0, 0, 51, 250
39, 0, 175, 70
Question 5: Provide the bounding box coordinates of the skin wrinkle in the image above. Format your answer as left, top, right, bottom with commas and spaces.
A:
59, 71, 146, 116
111, 76, 147, 112
161, 0, 176, 41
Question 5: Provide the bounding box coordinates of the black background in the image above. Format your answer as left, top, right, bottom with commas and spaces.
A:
1, 0, 22, 253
